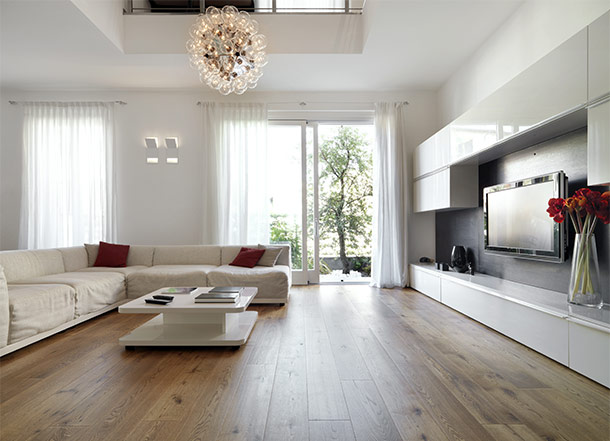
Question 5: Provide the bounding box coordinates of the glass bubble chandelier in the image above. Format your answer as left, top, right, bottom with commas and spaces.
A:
186, 5, 268, 95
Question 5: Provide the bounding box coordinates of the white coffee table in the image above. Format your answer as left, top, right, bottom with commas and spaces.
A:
118, 287, 258, 349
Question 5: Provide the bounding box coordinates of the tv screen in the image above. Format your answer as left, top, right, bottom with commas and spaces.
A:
484, 171, 567, 262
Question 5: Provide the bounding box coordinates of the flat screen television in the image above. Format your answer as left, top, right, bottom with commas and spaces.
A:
483, 171, 567, 262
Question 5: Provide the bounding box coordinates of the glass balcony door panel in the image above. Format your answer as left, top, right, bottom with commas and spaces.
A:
268, 122, 308, 284
317, 123, 374, 284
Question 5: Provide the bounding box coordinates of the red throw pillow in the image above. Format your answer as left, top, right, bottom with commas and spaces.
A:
229, 247, 265, 268
94, 241, 130, 267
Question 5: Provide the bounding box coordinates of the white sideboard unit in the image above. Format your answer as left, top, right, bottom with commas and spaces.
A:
409, 263, 610, 388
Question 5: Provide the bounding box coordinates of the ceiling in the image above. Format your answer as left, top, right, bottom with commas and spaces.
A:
0, 0, 524, 91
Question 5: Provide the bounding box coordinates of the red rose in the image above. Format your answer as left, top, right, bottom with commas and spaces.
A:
547, 198, 566, 223
594, 194, 609, 225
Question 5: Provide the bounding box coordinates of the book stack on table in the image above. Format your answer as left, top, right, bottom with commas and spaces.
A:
194, 287, 244, 303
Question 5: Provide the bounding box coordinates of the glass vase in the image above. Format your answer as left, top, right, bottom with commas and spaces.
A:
568, 233, 603, 308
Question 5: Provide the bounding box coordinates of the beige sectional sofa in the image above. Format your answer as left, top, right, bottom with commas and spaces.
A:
0, 244, 291, 356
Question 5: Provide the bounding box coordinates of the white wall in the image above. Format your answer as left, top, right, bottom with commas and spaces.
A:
438, 0, 610, 126
0, 89, 437, 263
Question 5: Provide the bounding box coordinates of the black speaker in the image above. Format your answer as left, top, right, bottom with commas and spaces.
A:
450, 246, 469, 273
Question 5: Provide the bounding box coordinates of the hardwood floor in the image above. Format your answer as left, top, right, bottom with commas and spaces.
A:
1, 285, 609, 441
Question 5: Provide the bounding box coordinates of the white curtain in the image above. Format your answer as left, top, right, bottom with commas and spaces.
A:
371, 102, 409, 288
19, 102, 116, 249
201, 102, 269, 245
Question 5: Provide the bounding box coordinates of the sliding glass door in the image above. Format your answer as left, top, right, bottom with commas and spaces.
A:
268, 121, 374, 285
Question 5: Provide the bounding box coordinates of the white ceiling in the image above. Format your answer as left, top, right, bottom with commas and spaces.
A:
0, 0, 524, 91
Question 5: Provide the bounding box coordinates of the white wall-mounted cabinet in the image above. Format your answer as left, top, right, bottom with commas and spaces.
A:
413, 127, 449, 178
413, 165, 478, 213
587, 11, 610, 187
448, 28, 587, 165
413, 28, 588, 184
588, 11, 610, 102
587, 99, 610, 186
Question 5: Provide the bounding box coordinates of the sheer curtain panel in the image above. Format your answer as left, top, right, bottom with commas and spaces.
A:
19, 102, 116, 249
201, 102, 269, 245
371, 102, 409, 288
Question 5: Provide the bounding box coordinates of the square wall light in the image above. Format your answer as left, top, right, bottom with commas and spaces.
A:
145, 137, 159, 164
165, 137, 179, 164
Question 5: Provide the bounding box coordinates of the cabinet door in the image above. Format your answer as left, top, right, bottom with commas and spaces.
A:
413, 169, 450, 213
587, 99, 610, 186
409, 266, 441, 301
589, 11, 610, 101
448, 29, 587, 164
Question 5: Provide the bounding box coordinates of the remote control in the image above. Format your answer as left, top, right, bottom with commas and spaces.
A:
145, 298, 171, 305
153, 295, 174, 301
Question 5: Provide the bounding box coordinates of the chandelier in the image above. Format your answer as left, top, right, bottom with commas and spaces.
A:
186, 6, 268, 95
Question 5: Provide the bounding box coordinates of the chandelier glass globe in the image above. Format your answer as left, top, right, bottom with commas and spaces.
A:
187, 5, 268, 95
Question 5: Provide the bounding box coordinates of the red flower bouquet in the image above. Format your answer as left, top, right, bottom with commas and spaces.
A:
547, 189, 609, 307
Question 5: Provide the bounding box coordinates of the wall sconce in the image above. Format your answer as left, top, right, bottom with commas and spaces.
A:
145, 137, 159, 164
165, 137, 179, 164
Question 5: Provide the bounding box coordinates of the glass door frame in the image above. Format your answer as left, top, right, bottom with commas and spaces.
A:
269, 118, 374, 285
268, 120, 318, 285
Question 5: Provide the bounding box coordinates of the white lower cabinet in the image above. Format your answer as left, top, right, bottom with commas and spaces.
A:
409, 266, 440, 301
440, 279, 569, 365
409, 264, 609, 387
568, 319, 610, 388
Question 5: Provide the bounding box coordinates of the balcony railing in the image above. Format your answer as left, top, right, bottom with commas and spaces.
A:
124, 0, 365, 14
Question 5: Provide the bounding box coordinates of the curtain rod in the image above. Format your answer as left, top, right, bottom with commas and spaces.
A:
195, 100, 409, 106
8, 100, 127, 105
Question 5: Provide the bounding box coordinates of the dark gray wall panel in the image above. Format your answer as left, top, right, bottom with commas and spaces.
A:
436, 128, 610, 303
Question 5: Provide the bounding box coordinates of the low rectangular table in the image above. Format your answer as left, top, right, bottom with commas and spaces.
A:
118, 287, 258, 349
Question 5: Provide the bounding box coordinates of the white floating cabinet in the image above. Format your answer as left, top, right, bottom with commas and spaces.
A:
413, 127, 450, 179
587, 99, 610, 186
588, 11, 610, 102
409, 264, 610, 387
409, 266, 440, 301
413, 165, 478, 213
568, 318, 610, 388
441, 278, 569, 365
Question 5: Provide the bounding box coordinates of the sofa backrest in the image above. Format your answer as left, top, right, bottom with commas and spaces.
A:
58, 247, 88, 272
84, 244, 155, 267
220, 245, 291, 266
0, 249, 65, 283
153, 246, 221, 266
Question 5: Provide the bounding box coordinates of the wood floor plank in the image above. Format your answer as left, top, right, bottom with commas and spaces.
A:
305, 314, 350, 420
309, 421, 356, 441
172, 346, 255, 441
341, 380, 402, 441
216, 363, 276, 441
264, 307, 308, 441
483, 423, 552, 441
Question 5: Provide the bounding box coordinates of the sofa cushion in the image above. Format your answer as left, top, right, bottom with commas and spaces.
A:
153, 246, 221, 266
94, 242, 130, 267
207, 264, 290, 301
257, 245, 283, 267
77, 266, 147, 276
221, 245, 290, 266
0, 250, 65, 283
7, 284, 75, 344
85, 244, 155, 267
230, 247, 265, 268
57, 247, 89, 272
10, 272, 126, 317
126, 265, 216, 298
0, 266, 9, 347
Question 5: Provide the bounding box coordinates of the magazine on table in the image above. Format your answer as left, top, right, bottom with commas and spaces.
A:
161, 287, 197, 294
194, 287, 244, 303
